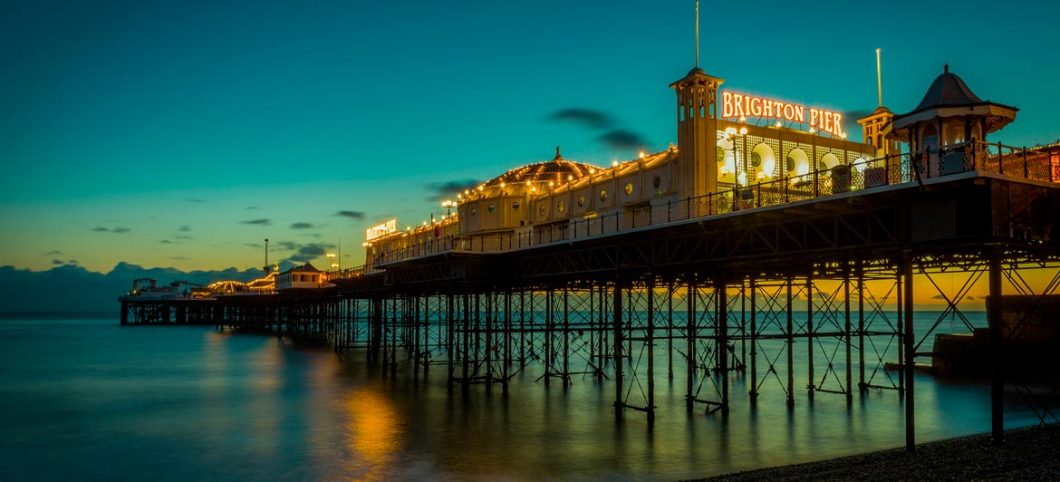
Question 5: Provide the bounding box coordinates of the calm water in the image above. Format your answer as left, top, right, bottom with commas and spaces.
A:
0, 313, 1041, 481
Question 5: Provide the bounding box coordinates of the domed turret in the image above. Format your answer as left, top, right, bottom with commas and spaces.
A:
889, 65, 1018, 178
481, 147, 600, 192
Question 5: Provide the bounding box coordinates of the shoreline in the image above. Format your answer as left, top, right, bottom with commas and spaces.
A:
697, 425, 1060, 481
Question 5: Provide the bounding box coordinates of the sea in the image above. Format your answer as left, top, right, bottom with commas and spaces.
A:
0, 312, 1042, 481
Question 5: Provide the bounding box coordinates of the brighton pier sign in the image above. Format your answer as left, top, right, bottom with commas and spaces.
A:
721, 91, 846, 138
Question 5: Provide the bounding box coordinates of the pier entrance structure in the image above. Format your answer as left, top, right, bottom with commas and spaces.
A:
123, 62, 1060, 452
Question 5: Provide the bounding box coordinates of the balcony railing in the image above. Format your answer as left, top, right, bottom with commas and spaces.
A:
371, 145, 1058, 266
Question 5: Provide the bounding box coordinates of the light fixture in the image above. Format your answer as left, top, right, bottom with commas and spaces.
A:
739, 127, 748, 135
611, 160, 618, 167
775, 121, 783, 128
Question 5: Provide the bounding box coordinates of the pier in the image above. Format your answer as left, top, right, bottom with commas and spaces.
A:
119, 57, 1060, 456
121, 151, 1060, 451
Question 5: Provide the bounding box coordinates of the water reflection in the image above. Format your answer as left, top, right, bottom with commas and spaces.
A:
344, 386, 402, 481
0, 316, 1047, 481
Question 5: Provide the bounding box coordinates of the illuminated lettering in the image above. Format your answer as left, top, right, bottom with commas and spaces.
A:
722, 90, 843, 137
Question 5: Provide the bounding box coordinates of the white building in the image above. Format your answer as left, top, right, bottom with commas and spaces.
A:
275, 263, 327, 290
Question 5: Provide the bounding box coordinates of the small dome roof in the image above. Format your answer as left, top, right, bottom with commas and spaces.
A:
484, 147, 599, 187
912, 65, 984, 112
891, 65, 1018, 137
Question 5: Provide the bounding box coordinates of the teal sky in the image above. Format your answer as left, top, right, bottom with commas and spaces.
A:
2, 0, 1058, 273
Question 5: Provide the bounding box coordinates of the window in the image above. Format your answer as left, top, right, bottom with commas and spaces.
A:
487, 204, 495, 213
512, 201, 520, 209
577, 195, 586, 207
652, 176, 662, 189
624, 182, 634, 196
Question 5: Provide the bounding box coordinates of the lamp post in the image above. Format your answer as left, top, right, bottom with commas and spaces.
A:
442, 199, 454, 217
326, 252, 337, 275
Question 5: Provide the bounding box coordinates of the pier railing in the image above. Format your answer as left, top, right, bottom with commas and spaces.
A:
369, 145, 1059, 267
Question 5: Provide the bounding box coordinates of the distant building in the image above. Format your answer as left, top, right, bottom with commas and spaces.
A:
276, 263, 327, 290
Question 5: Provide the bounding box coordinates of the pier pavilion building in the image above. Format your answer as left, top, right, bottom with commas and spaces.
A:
364, 59, 1048, 269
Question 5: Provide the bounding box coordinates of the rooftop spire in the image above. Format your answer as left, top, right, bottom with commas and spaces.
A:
944, 63, 949, 74
553, 146, 563, 161
691, 0, 699, 68
876, 48, 883, 107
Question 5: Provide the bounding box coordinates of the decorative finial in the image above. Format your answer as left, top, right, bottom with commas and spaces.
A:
553, 146, 562, 161
944, 63, 949, 74
694, 0, 700, 68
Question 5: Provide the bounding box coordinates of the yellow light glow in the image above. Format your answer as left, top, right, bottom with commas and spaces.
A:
724, 126, 737, 136
611, 160, 618, 167
775, 121, 783, 128
739, 127, 748, 135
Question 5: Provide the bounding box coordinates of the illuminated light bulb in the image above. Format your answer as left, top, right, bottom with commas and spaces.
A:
841, 133, 848, 139
464, 189, 470, 195
567, 174, 573, 181
809, 127, 817, 134
500, 182, 506, 188
611, 160, 618, 167
737, 171, 747, 186
775, 121, 783, 128
724, 126, 737, 136
739, 127, 748, 135
589, 169, 596, 174
638, 151, 646, 158
422, 221, 428, 226
548, 181, 555, 188
739, 116, 747, 122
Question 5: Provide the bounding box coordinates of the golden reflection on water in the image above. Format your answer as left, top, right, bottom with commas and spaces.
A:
344, 386, 402, 480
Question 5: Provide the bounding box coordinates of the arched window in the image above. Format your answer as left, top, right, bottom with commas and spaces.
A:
786, 148, 810, 177
751, 143, 776, 180
820, 153, 840, 172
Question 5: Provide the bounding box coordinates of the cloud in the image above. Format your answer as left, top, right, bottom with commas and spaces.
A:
245, 206, 259, 210
167, 256, 188, 261
845, 109, 872, 121
51, 259, 65, 265
178, 225, 192, 232
159, 240, 174, 244
547, 108, 614, 129
240, 218, 271, 226
425, 179, 479, 201
42, 250, 62, 256
283, 243, 336, 263
244, 242, 264, 249
598, 129, 647, 150
290, 222, 314, 229
186, 198, 206, 203
92, 226, 130, 234
335, 210, 365, 221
